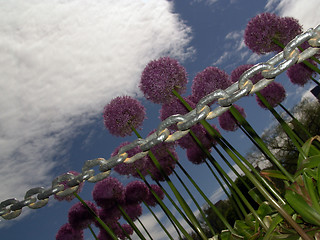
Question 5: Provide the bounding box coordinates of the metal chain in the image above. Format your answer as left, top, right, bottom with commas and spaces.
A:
1, 24, 320, 220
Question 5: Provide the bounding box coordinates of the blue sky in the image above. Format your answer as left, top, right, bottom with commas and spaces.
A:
0, 0, 320, 239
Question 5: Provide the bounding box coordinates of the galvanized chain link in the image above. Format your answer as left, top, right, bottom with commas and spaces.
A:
1, 25, 320, 220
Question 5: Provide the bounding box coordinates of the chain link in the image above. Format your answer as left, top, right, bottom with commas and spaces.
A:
1, 24, 320, 220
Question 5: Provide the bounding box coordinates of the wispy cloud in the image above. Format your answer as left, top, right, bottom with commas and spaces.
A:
266, 0, 320, 29
0, 0, 193, 214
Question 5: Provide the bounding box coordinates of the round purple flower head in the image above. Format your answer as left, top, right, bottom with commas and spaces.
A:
95, 207, 121, 227
56, 223, 83, 240
218, 104, 246, 132
160, 97, 196, 130
140, 57, 188, 104
92, 176, 125, 209
177, 123, 215, 149
103, 96, 146, 137
230, 64, 263, 85
124, 203, 143, 221
244, 12, 302, 54
68, 201, 97, 230
111, 141, 148, 178
54, 171, 84, 202
118, 224, 134, 240
125, 180, 149, 204
286, 60, 316, 86
145, 184, 165, 207
146, 144, 178, 182
256, 82, 286, 108
191, 66, 232, 103
186, 145, 209, 165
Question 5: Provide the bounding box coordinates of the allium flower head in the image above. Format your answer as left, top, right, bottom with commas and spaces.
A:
56, 223, 83, 240
124, 203, 143, 221
125, 180, 149, 204
103, 96, 146, 137
186, 146, 209, 165
118, 224, 134, 240
111, 141, 148, 178
160, 97, 196, 130
96, 207, 121, 227
140, 57, 187, 104
256, 82, 286, 108
218, 104, 246, 132
146, 145, 178, 181
177, 123, 216, 149
230, 64, 263, 85
286, 60, 316, 86
68, 201, 97, 230
244, 12, 302, 54
54, 171, 84, 202
145, 184, 165, 207
191, 66, 232, 103
92, 176, 125, 209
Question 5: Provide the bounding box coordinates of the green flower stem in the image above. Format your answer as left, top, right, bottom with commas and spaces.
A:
137, 217, 153, 240
279, 103, 313, 140
117, 204, 147, 240
202, 126, 311, 239
256, 92, 307, 160
147, 151, 208, 240
229, 105, 295, 183
73, 193, 118, 240
137, 170, 193, 240
173, 158, 236, 234
143, 201, 175, 240
188, 130, 248, 218
203, 159, 246, 220
272, 38, 320, 76
172, 89, 286, 204
192, 136, 267, 230
88, 225, 98, 240
311, 76, 320, 85
131, 126, 206, 239
118, 222, 133, 240
172, 167, 216, 236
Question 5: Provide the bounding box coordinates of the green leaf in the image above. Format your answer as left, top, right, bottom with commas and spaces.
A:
256, 202, 273, 219
297, 136, 320, 168
295, 155, 320, 177
285, 189, 320, 226
249, 188, 265, 205
303, 172, 320, 212
234, 220, 254, 239
260, 170, 289, 181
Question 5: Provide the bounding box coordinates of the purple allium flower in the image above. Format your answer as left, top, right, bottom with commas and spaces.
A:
230, 64, 263, 85
95, 207, 121, 228
125, 180, 149, 204
92, 176, 125, 209
244, 13, 302, 54
218, 104, 246, 132
191, 66, 232, 103
124, 203, 142, 221
160, 97, 196, 130
145, 184, 165, 207
139, 57, 188, 104
54, 171, 84, 202
68, 201, 97, 230
118, 224, 134, 240
286, 60, 316, 86
103, 96, 146, 137
186, 145, 209, 165
98, 221, 120, 240
146, 145, 178, 182
111, 141, 148, 178
256, 82, 286, 108
56, 223, 83, 240
177, 123, 216, 149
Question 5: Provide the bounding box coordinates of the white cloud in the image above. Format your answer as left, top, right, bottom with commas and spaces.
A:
266, 0, 320, 29
0, 0, 193, 215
